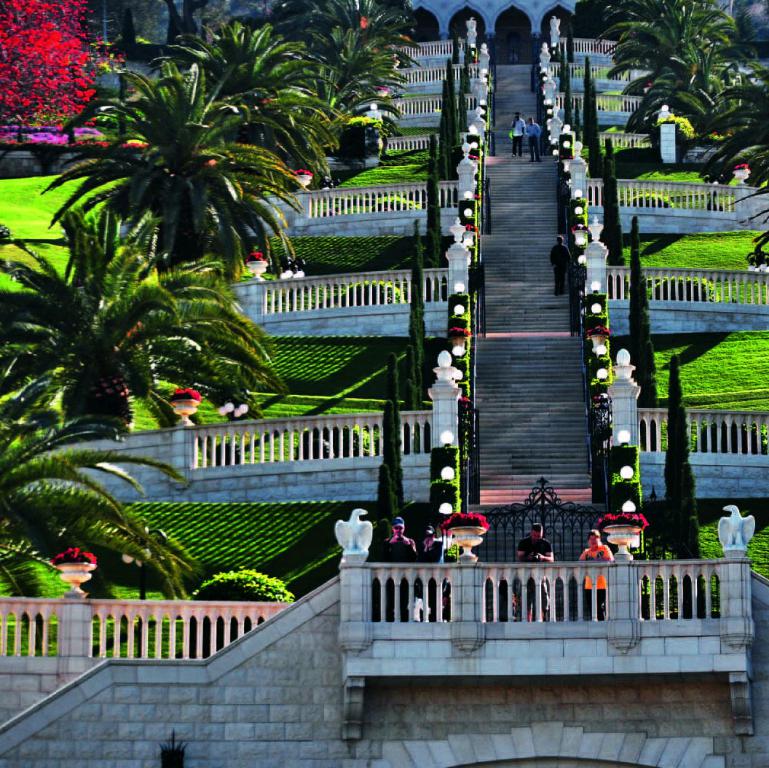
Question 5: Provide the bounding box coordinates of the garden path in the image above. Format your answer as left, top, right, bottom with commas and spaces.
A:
475, 65, 591, 506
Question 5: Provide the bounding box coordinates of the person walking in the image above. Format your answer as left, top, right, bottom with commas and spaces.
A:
510, 112, 525, 158
526, 117, 542, 162
549, 235, 571, 296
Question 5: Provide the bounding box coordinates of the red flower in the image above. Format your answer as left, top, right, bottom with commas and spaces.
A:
597, 512, 649, 530
51, 547, 97, 566
245, 251, 267, 263
171, 387, 202, 402
587, 325, 610, 337
448, 326, 471, 337
440, 512, 490, 532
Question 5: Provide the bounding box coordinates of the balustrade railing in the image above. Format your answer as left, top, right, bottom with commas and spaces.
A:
639, 407, 769, 455
401, 64, 479, 85
385, 134, 432, 151
0, 598, 288, 660
300, 181, 458, 218
560, 37, 616, 56
191, 410, 433, 469
549, 63, 632, 82
608, 266, 769, 304
598, 131, 650, 149
393, 94, 477, 116
261, 268, 448, 315
408, 39, 464, 58
587, 178, 737, 212
557, 92, 641, 113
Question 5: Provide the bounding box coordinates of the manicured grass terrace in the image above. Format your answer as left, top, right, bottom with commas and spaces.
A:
337, 147, 429, 187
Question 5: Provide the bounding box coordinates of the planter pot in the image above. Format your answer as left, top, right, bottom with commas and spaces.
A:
446, 525, 487, 562
55, 562, 97, 599
171, 398, 200, 426
603, 524, 642, 561
573, 230, 588, 247
295, 173, 313, 189
246, 260, 268, 279
588, 332, 608, 351
449, 335, 467, 356
733, 168, 750, 184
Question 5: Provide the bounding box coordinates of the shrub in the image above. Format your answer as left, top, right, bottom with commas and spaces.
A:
657, 115, 695, 141
0, 224, 10, 241
194, 570, 294, 602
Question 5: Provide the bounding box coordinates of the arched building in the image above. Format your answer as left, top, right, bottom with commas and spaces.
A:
412, 0, 573, 63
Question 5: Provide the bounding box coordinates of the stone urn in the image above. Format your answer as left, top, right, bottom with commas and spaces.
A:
246, 259, 268, 279
604, 524, 642, 560
55, 562, 97, 598
447, 526, 487, 563
295, 172, 313, 189
733, 167, 750, 184
171, 398, 200, 426
587, 328, 609, 351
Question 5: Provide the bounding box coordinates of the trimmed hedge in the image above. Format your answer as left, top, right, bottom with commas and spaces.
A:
430, 445, 461, 514
194, 570, 294, 602
609, 445, 642, 515
448, 292, 471, 397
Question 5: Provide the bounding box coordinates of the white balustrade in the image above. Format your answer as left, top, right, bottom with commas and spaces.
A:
300, 180, 458, 219
0, 597, 288, 659
598, 131, 651, 149
369, 564, 454, 622
393, 93, 477, 116
587, 178, 737, 212
401, 64, 479, 85
261, 268, 448, 316
191, 411, 433, 469
560, 37, 617, 55
408, 39, 465, 58
639, 407, 769, 455
385, 134, 432, 151
634, 560, 721, 621
548, 62, 632, 82
557, 92, 642, 113
607, 265, 769, 304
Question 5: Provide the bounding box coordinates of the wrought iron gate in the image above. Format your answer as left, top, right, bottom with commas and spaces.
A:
476, 478, 603, 562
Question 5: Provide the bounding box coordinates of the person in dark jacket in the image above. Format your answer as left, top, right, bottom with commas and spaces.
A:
384, 517, 417, 562
418, 525, 442, 563
549, 236, 571, 296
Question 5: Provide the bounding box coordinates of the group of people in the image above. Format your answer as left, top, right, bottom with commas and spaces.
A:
509, 112, 542, 162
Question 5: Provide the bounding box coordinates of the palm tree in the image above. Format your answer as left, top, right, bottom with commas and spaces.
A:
0, 209, 285, 426
49, 62, 299, 277
167, 22, 336, 172
0, 380, 192, 597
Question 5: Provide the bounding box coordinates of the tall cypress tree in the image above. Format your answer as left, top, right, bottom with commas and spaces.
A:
426, 135, 442, 267
461, 45, 471, 99
563, 60, 574, 128
438, 79, 451, 179
602, 139, 623, 265
384, 355, 404, 506
663, 356, 699, 558
566, 17, 575, 63
584, 58, 602, 177
445, 60, 458, 146
452, 31, 460, 65
406, 223, 426, 409
121, 8, 137, 51
376, 463, 399, 522
628, 216, 658, 407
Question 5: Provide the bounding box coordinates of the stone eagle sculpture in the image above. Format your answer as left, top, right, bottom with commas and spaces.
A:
334, 508, 373, 561
718, 505, 755, 556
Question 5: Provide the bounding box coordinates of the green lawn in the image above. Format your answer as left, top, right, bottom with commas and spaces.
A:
0, 175, 79, 239
615, 163, 705, 183
393, 126, 437, 136
622, 231, 762, 271
337, 148, 429, 187
619, 331, 769, 410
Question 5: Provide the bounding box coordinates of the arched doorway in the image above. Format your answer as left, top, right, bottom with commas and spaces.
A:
540, 5, 572, 42
494, 6, 532, 64
412, 8, 440, 42
448, 8, 486, 40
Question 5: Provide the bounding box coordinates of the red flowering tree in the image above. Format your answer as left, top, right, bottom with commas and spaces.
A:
0, 0, 95, 126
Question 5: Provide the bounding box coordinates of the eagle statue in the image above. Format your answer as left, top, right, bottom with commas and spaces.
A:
718, 505, 756, 556
334, 508, 373, 562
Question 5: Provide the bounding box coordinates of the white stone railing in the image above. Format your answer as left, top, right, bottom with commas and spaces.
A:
549, 62, 632, 82
191, 410, 433, 469
557, 92, 642, 113
401, 64, 479, 85
560, 37, 616, 56
0, 597, 288, 660
386, 134, 432, 151
639, 407, 769, 455
260, 268, 448, 316
409, 39, 464, 58
587, 178, 737, 212
608, 266, 769, 304
393, 93, 477, 116
599, 131, 651, 149
299, 180, 458, 218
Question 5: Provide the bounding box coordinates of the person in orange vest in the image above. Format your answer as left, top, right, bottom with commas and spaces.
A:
579, 529, 614, 620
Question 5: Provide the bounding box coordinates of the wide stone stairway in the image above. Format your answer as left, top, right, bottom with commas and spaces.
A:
475, 65, 591, 506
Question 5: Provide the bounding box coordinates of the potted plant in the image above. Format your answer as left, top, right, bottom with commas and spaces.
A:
375, 86, 391, 98
440, 512, 489, 562
448, 326, 471, 355
586, 324, 610, 351
597, 510, 649, 560
733, 163, 750, 184
245, 250, 268, 279
294, 168, 313, 188
170, 388, 202, 426
51, 548, 98, 598
571, 223, 588, 247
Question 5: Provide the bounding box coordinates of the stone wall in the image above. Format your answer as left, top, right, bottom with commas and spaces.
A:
2, 576, 769, 767
591, 205, 742, 234
0, 149, 78, 179
609, 300, 769, 334
287, 208, 457, 237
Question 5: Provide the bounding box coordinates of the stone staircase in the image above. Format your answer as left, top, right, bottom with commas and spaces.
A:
474, 65, 591, 505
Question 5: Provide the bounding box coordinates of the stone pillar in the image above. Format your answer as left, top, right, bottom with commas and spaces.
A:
543, 77, 556, 106
548, 113, 563, 146
450, 563, 486, 652
539, 43, 550, 70
608, 349, 641, 447
657, 105, 676, 164
446, 241, 471, 294
338, 559, 372, 653
428, 351, 461, 448
569, 142, 587, 198
57, 600, 93, 659
456, 145, 477, 197
585, 217, 607, 292
549, 15, 561, 50
170, 424, 194, 485
479, 43, 490, 72
466, 17, 477, 48
607, 560, 640, 652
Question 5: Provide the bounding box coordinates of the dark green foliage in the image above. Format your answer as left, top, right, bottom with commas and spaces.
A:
120, 8, 137, 52
584, 58, 603, 177
426, 135, 442, 267
194, 570, 294, 602
384, 357, 404, 505
452, 32, 460, 65
406, 223, 426, 409
602, 139, 624, 265
376, 462, 399, 522
609, 445, 642, 514
573, 98, 581, 142
628, 217, 658, 406
430, 446, 461, 514
160, 732, 186, 768
562, 57, 573, 128
664, 356, 700, 558
566, 16, 575, 63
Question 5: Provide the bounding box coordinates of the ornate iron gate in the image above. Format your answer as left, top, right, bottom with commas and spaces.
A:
477, 478, 603, 562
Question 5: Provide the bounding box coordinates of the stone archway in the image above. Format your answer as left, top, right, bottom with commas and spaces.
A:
413, 8, 440, 41
539, 5, 571, 41
495, 5, 533, 64
448, 7, 487, 40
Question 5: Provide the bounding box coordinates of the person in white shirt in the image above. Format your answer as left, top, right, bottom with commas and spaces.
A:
510, 112, 526, 158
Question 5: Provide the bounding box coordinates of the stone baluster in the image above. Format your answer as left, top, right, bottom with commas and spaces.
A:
608, 349, 641, 447
428, 351, 461, 448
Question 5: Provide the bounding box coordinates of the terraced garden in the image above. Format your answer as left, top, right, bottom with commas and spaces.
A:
622, 231, 761, 270
337, 148, 429, 187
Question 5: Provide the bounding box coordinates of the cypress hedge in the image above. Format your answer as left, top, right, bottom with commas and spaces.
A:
406, 223, 426, 409
384, 356, 404, 506
584, 57, 602, 178
426, 135, 442, 267
602, 139, 623, 265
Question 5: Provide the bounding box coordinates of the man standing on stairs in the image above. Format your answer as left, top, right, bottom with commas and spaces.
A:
549, 236, 571, 296
510, 112, 525, 158
526, 117, 542, 162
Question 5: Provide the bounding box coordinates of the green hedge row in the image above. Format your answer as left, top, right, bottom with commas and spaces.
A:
429, 445, 461, 514
608, 445, 642, 514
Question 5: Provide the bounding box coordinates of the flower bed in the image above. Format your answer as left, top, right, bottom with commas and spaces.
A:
51, 547, 97, 566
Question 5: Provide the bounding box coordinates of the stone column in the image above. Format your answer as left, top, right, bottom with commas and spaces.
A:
450, 563, 486, 652
446, 241, 471, 295
608, 349, 641, 446
57, 599, 93, 659
456, 144, 477, 197
548, 114, 563, 146
658, 105, 676, 164
428, 351, 461, 447
338, 557, 372, 654
607, 560, 640, 652
466, 17, 477, 48
569, 142, 587, 198
585, 218, 608, 292
479, 43, 490, 72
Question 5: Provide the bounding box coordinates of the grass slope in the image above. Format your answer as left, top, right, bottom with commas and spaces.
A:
0, 175, 79, 239
337, 148, 429, 187
622, 231, 761, 271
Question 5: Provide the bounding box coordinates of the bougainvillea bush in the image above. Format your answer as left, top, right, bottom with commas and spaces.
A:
0, 0, 96, 125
